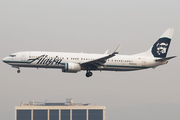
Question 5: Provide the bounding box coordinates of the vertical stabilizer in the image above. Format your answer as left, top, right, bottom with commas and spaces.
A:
134, 29, 174, 58
151, 29, 174, 58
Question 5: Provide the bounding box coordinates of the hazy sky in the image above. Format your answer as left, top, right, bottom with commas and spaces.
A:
0, 0, 180, 120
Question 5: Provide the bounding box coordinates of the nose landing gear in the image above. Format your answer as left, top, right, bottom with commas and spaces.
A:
86, 70, 93, 77
17, 68, 20, 73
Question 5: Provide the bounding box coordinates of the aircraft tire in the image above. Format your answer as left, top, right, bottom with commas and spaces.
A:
86, 73, 89, 77
86, 72, 93, 77
17, 70, 20, 73
89, 72, 93, 77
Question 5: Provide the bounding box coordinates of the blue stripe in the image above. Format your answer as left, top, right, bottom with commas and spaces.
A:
105, 65, 149, 69
3, 60, 31, 64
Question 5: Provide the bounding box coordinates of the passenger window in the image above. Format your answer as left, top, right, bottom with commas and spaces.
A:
9, 55, 16, 57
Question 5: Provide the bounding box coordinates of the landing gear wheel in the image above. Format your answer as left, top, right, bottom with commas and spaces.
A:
17, 69, 20, 73
86, 71, 93, 77
88, 72, 92, 76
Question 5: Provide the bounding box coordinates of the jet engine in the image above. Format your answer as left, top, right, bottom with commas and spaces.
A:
62, 63, 81, 73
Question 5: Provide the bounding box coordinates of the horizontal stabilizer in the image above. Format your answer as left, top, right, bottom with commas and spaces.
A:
155, 56, 177, 62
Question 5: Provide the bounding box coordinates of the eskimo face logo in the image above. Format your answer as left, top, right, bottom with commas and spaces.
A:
151, 38, 171, 58
156, 42, 168, 55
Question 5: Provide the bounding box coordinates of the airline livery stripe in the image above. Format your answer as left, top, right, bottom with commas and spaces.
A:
105, 65, 149, 68
2, 60, 31, 64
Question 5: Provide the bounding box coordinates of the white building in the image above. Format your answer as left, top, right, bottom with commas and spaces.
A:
15, 99, 106, 120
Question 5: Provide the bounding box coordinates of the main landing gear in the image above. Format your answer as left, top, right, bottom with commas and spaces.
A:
17, 68, 20, 73
86, 70, 93, 77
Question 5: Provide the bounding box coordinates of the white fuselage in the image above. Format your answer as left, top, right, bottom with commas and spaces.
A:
2, 29, 175, 77
2, 51, 166, 71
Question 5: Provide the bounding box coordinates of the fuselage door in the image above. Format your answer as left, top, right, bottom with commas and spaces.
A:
142, 58, 146, 66
21, 53, 26, 61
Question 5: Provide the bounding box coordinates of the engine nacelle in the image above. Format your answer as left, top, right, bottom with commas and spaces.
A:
62, 63, 81, 73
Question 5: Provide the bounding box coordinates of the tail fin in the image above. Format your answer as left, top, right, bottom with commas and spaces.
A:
151, 29, 174, 58
134, 29, 174, 58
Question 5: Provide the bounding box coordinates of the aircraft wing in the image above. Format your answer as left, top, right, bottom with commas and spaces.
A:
80, 45, 121, 68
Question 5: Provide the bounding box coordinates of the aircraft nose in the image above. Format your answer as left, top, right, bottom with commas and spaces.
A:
2, 57, 8, 63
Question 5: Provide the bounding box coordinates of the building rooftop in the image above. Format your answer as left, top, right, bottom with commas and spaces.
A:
20, 98, 91, 106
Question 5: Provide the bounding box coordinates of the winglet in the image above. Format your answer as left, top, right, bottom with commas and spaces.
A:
104, 50, 109, 54
113, 44, 121, 54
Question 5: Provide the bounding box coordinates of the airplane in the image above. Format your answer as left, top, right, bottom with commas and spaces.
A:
2, 29, 176, 77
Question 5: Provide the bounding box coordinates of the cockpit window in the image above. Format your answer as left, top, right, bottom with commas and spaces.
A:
9, 55, 16, 57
